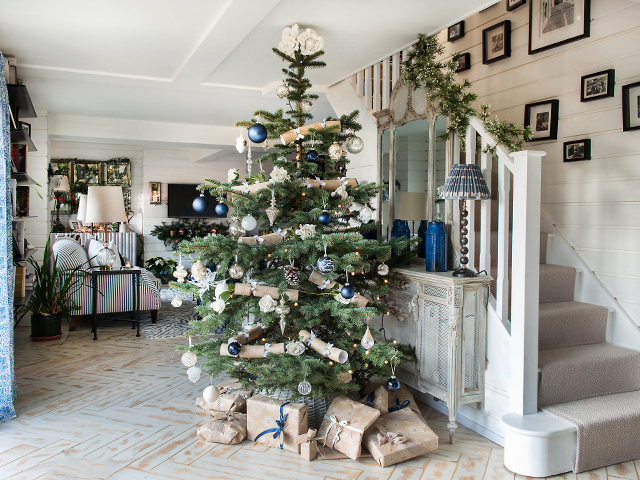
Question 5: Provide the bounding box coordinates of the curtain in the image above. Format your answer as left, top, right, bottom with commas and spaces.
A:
0, 53, 16, 423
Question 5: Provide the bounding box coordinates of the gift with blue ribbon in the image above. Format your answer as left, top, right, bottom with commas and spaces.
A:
389, 397, 411, 412
359, 385, 389, 415
247, 395, 308, 453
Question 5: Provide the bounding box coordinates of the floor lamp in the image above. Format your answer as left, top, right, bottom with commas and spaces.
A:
84, 186, 127, 270
441, 164, 491, 277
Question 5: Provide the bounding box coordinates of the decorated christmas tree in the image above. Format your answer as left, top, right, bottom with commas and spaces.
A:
173, 24, 415, 399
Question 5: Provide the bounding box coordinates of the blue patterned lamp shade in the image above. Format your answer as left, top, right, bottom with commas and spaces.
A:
441, 164, 491, 200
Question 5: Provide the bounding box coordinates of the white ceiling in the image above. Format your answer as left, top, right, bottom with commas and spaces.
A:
0, 0, 494, 129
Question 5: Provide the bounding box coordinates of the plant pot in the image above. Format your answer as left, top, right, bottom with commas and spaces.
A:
30, 313, 62, 341
170, 230, 177, 237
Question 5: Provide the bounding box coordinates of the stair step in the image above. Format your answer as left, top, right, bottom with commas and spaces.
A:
473, 231, 548, 267
539, 301, 608, 350
538, 343, 640, 408
542, 390, 640, 472
488, 263, 575, 304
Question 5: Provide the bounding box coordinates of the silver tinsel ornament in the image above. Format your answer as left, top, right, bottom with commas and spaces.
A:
229, 263, 244, 279
228, 217, 246, 238
328, 142, 343, 160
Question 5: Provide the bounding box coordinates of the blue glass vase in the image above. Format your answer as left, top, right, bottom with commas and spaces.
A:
425, 222, 448, 272
417, 220, 429, 259
390, 219, 410, 261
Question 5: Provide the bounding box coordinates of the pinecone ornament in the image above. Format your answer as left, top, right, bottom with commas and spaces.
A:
284, 264, 301, 285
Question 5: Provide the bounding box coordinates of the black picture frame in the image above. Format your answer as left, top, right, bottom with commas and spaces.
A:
448, 21, 465, 42
622, 81, 640, 132
507, 0, 526, 11
524, 99, 559, 141
581, 69, 615, 102
563, 139, 591, 161
483, 21, 511, 65
456, 53, 471, 72
529, 0, 590, 55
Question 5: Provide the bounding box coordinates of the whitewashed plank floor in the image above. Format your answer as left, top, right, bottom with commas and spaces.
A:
3, 322, 639, 479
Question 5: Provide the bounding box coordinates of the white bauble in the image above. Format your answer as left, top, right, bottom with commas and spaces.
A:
171, 296, 183, 308
377, 263, 390, 276
181, 350, 197, 367
191, 260, 207, 282
328, 142, 343, 160
187, 366, 202, 383
229, 263, 244, 280
241, 214, 258, 231
300, 99, 314, 112
345, 136, 364, 154
203, 385, 220, 403
236, 135, 247, 153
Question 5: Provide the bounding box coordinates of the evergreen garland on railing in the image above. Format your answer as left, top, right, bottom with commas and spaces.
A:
402, 34, 532, 152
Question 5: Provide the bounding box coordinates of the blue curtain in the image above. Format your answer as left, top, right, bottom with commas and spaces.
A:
0, 53, 16, 423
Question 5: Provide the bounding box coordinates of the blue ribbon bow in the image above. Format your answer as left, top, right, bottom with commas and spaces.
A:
366, 391, 375, 407
389, 397, 411, 412
254, 402, 289, 449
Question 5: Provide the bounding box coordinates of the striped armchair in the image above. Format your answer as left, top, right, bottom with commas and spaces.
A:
52, 237, 161, 330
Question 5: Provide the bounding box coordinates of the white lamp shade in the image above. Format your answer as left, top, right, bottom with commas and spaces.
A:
76, 194, 88, 222
84, 186, 127, 224
51, 175, 70, 192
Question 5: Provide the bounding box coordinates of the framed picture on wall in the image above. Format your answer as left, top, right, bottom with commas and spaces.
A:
507, 0, 526, 11
106, 159, 131, 186
149, 182, 161, 205
456, 53, 471, 72
448, 21, 465, 41
622, 81, 640, 132
524, 99, 559, 141
529, 0, 590, 55
482, 21, 511, 64
73, 161, 102, 185
563, 139, 591, 161
581, 69, 615, 102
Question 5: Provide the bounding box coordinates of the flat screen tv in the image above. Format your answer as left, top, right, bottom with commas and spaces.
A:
167, 183, 223, 218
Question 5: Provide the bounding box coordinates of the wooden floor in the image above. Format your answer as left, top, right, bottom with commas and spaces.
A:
2, 323, 639, 480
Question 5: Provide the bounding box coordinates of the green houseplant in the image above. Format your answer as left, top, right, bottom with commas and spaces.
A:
17, 238, 88, 340
144, 256, 178, 284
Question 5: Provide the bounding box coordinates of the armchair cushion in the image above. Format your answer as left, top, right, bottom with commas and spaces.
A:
52, 237, 89, 271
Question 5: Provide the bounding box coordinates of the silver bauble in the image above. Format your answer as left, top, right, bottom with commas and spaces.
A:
300, 99, 314, 112
229, 263, 244, 279
328, 142, 343, 161
345, 136, 364, 154
377, 263, 390, 276
228, 217, 246, 238
181, 350, 197, 367
298, 380, 312, 396
276, 83, 289, 99
171, 296, 183, 308
190, 259, 207, 282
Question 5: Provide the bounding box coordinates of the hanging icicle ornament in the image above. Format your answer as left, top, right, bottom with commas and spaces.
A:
361, 323, 375, 349
187, 366, 202, 383
276, 82, 290, 99
191, 259, 207, 282
229, 255, 244, 279
345, 135, 364, 154
275, 297, 291, 334
182, 336, 198, 367
173, 254, 188, 283
377, 263, 390, 276
328, 142, 343, 160
236, 129, 248, 153
317, 240, 334, 274
284, 260, 300, 285
266, 190, 280, 226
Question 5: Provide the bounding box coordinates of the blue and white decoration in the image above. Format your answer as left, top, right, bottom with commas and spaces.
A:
317, 255, 334, 274
0, 53, 16, 424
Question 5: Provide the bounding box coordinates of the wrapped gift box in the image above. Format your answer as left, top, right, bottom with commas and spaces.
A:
362, 381, 425, 423
363, 408, 439, 467
247, 395, 308, 453
317, 395, 380, 460
196, 412, 247, 445
360, 385, 389, 415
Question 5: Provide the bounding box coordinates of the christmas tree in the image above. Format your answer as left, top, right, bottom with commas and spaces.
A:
173, 24, 415, 399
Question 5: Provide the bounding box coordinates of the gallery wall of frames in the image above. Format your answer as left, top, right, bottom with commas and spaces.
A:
440, 0, 640, 325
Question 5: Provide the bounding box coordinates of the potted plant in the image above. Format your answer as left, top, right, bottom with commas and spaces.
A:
17, 238, 88, 340
144, 256, 178, 284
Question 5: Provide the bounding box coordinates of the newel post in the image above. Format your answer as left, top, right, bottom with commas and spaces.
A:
509, 150, 545, 415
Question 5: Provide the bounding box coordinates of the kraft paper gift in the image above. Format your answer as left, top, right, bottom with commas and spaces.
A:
362, 382, 425, 423
196, 380, 254, 413
317, 395, 380, 460
295, 429, 318, 461
196, 412, 247, 445
360, 385, 389, 415
247, 395, 308, 453
363, 408, 438, 467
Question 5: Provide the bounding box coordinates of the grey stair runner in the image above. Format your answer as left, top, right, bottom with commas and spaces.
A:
479, 188, 640, 472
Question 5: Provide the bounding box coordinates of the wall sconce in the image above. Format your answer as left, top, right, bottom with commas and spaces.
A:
150, 182, 161, 205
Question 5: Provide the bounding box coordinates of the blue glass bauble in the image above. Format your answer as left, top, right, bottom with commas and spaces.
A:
248, 123, 268, 143
340, 284, 355, 299
317, 255, 335, 273
318, 211, 331, 225
386, 376, 401, 392
306, 149, 319, 162
228, 341, 242, 356
192, 195, 209, 213
214, 202, 229, 216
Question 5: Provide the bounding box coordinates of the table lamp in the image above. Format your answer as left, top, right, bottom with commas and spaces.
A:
51, 175, 70, 230
441, 164, 491, 277
76, 194, 87, 225
85, 186, 127, 270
